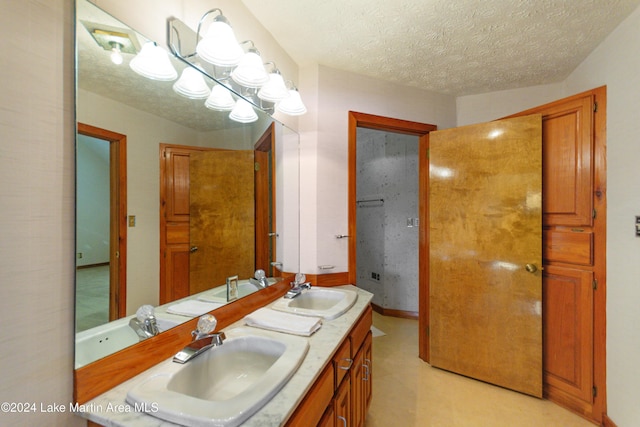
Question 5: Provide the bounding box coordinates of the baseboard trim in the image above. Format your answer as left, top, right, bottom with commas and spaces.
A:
76, 262, 109, 270
602, 414, 617, 427
372, 303, 418, 320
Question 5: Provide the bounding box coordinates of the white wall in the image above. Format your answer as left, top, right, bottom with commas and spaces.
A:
456, 5, 640, 424
76, 135, 110, 266
299, 64, 457, 274
0, 0, 83, 425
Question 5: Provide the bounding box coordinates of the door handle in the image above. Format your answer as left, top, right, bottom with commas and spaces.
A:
190, 246, 198, 253
525, 263, 538, 273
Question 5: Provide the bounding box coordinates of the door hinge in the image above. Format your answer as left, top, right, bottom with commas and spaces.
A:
426, 148, 430, 158
593, 209, 597, 219
593, 279, 598, 290
593, 386, 598, 397
255, 162, 260, 171
426, 326, 430, 337
115, 251, 120, 259
593, 102, 598, 113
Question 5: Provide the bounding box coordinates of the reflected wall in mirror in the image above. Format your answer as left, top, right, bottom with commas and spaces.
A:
75, 0, 300, 368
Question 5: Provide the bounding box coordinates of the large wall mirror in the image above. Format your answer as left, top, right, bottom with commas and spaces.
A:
75, 0, 300, 368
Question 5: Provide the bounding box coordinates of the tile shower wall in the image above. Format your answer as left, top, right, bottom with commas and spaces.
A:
356, 128, 419, 312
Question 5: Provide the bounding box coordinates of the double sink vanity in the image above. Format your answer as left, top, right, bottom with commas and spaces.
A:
78, 284, 373, 427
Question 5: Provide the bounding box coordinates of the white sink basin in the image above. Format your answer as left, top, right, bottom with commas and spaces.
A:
75, 320, 140, 369
271, 287, 358, 320
126, 327, 309, 427
75, 314, 185, 369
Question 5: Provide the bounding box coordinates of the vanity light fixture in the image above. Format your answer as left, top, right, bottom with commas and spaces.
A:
276, 85, 307, 116
195, 9, 244, 67
130, 41, 178, 81
173, 65, 211, 99
231, 41, 270, 89
205, 83, 236, 111
229, 98, 259, 123
257, 62, 290, 103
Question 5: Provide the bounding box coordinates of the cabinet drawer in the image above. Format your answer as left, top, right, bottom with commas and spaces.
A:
334, 338, 352, 387
350, 306, 372, 355
544, 229, 593, 265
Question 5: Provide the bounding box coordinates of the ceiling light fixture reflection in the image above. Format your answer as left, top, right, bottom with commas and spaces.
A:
229, 98, 258, 123
129, 41, 177, 81
429, 165, 454, 179
205, 83, 235, 111
195, 9, 244, 67
173, 66, 211, 99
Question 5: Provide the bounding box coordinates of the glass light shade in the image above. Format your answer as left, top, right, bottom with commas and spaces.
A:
196, 21, 244, 67
229, 99, 258, 123
257, 72, 290, 103
129, 42, 177, 81
173, 67, 211, 99
204, 84, 235, 111
231, 51, 269, 88
276, 89, 307, 116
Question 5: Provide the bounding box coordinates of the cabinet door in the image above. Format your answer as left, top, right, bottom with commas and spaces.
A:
351, 346, 365, 427
335, 376, 351, 427
363, 332, 373, 411
318, 404, 335, 427
543, 265, 594, 404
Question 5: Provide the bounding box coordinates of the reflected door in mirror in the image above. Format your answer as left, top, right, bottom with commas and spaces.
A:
190, 150, 255, 294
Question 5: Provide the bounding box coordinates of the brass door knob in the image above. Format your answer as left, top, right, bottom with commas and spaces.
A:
525, 263, 538, 273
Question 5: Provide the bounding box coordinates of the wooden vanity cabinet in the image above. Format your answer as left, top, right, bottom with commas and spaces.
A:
286, 305, 372, 427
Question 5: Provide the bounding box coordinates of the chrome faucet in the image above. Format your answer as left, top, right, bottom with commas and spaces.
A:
285, 273, 312, 299
173, 314, 226, 364
249, 269, 270, 289
129, 304, 159, 341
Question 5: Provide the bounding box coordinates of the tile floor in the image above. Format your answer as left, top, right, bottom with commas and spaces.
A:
365, 312, 596, 427
75, 265, 110, 332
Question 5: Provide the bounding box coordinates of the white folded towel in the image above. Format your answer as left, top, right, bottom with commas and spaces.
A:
244, 307, 322, 336
166, 300, 224, 317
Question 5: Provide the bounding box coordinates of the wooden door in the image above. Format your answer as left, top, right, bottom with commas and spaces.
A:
429, 114, 543, 397
189, 150, 255, 294
506, 87, 606, 422
160, 145, 193, 304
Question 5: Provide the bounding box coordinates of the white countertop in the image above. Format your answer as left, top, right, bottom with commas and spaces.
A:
78, 285, 373, 427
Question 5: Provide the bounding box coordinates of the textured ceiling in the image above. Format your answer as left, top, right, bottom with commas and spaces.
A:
241, 0, 640, 96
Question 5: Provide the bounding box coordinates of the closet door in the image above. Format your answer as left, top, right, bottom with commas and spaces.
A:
429, 114, 543, 397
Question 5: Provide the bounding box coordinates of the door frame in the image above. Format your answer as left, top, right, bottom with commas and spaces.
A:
77, 123, 127, 321
347, 111, 436, 360
254, 122, 277, 277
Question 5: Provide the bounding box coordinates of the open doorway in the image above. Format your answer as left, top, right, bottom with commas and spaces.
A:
76, 123, 127, 331
348, 111, 436, 358
355, 127, 421, 317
